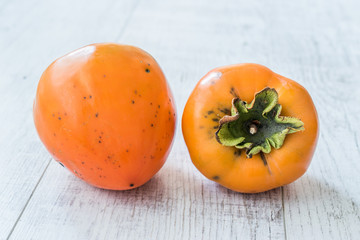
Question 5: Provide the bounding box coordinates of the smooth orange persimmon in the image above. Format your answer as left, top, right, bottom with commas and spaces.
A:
34, 43, 176, 190
182, 63, 318, 193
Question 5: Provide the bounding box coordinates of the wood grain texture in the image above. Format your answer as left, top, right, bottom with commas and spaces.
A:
0, 0, 139, 238
1, 0, 359, 239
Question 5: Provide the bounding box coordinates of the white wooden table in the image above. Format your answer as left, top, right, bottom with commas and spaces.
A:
1, 0, 360, 239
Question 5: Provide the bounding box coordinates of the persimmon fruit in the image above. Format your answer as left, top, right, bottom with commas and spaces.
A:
182, 63, 319, 193
33, 43, 176, 190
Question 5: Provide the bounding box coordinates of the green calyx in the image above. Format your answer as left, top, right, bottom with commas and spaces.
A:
215, 87, 304, 158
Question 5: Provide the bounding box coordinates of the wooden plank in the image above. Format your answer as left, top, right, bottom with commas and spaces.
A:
8, 0, 285, 239
264, 0, 360, 239
0, 0, 139, 239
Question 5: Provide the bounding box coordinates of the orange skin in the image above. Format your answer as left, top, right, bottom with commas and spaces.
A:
33, 43, 176, 190
182, 64, 319, 193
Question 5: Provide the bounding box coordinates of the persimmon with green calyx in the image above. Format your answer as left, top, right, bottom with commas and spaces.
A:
33, 43, 176, 190
182, 63, 318, 193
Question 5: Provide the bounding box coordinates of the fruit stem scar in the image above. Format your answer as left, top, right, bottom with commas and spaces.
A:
249, 124, 257, 135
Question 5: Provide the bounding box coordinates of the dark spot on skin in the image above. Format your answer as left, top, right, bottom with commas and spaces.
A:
52, 114, 55, 117
204, 115, 208, 118
89, 95, 92, 99
219, 108, 231, 115
82, 161, 85, 164
145, 68, 150, 73
213, 126, 219, 129
173, 113, 175, 116
147, 63, 150, 66
98, 140, 102, 143
160, 148, 162, 151
168, 118, 171, 121
151, 124, 154, 127
103, 74, 106, 78
212, 118, 219, 122
134, 90, 137, 94
99, 136, 102, 139
58, 162, 64, 167
53, 133, 56, 136
131, 100, 135, 104
234, 149, 242, 157
150, 102, 153, 105
158, 105, 160, 109
130, 183, 134, 187
155, 114, 157, 118
99, 175, 102, 178
83, 97, 86, 99
142, 129, 145, 132
58, 117, 61, 120
168, 111, 171, 115
207, 110, 214, 115
95, 113, 99, 117
150, 155, 155, 159
64, 112, 67, 116
212, 176, 220, 180
126, 149, 129, 153
139, 94, 142, 97
230, 87, 239, 97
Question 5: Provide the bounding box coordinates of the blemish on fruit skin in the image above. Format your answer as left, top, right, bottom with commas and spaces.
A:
103, 74, 106, 78
81, 161, 85, 164
230, 87, 239, 97
131, 100, 135, 104
151, 124, 154, 127
129, 183, 134, 187
218, 108, 231, 115
126, 149, 129, 153
234, 149, 241, 157
212, 175, 220, 180
213, 126, 219, 129
83, 96, 86, 99
98, 140, 102, 143
58, 117, 61, 120
95, 113, 99, 117
145, 68, 150, 73
89, 95, 92, 99
212, 118, 219, 122
207, 110, 214, 115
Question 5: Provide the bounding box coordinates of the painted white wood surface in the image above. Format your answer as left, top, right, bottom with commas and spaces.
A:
1, 0, 359, 239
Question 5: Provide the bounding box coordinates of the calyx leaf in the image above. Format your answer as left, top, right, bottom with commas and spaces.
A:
215, 87, 304, 158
